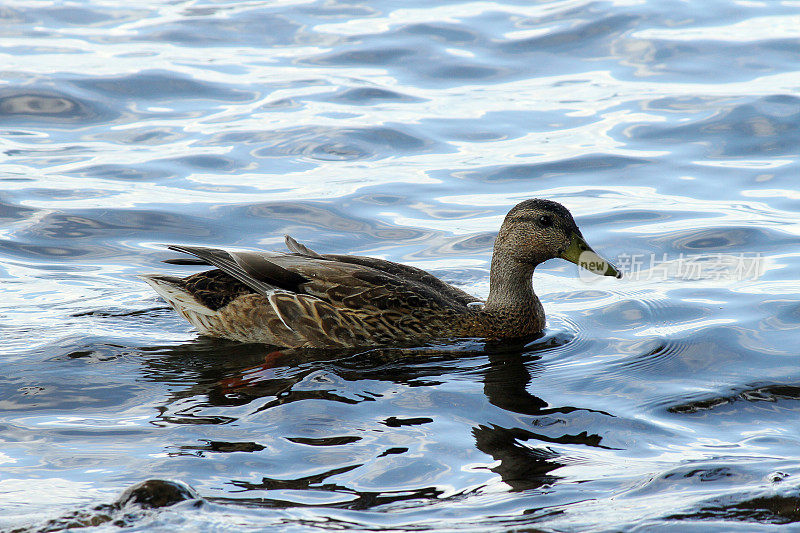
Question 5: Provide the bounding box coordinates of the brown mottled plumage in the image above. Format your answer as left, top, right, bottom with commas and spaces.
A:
140, 199, 621, 347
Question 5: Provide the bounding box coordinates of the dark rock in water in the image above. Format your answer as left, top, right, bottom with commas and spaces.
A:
667, 493, 800, 524
116, 479, 199, 509
18, 480, 200, 532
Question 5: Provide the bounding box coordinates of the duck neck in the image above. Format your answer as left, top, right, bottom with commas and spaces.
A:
484, 251, 540, 312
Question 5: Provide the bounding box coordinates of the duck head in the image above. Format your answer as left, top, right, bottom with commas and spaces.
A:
495, 198, 622, 278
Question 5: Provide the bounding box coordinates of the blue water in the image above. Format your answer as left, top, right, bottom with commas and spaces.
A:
2, 0, 800, 531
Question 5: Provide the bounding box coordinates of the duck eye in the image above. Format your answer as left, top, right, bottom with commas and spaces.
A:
538, 214, 553, 227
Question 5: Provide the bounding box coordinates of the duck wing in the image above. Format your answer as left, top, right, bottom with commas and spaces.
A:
284, 236, 480, 306
167, 245, 309, 296
167, 241, 478, 313
164, 241, 481, 345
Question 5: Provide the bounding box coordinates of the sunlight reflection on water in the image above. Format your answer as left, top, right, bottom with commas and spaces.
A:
2, 0, 800, 531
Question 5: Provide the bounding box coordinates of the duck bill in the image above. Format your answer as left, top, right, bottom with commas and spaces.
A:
560, 232, 622, 279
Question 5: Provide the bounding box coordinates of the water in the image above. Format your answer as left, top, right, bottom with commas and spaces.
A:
2, 0, 800, 530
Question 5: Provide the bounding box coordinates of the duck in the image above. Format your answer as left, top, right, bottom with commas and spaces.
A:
141, 199, 621, 347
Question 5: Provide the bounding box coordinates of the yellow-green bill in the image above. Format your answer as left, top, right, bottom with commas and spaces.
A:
560, 232, 622, 278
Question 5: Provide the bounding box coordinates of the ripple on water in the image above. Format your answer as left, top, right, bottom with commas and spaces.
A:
231, 201, 430, 243
630, 95, 800, 158
75, 163, 175, 181
17, 5, 121, 27
608, 336, 697, 377
497, 13, 640, 55
456, 154, 650, 182
11, 209, 214, 243
136, 11, 302, 47
0, 88, 115, 124
71, 70, 257, 103
399, 23, 480, 45
650, 225, 794, 254
326, 86, 426, 106
250, 125, 444, 161
84, 126, 189, 146
306, 37, 509, 86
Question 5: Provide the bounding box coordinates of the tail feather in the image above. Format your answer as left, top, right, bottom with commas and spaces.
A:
284, 235, 324, 258
139, 274, 215, 316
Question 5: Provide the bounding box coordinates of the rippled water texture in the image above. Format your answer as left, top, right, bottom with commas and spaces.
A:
2, 0, 800, 531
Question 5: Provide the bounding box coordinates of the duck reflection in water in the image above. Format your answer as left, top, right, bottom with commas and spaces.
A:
141, 335, 612, 503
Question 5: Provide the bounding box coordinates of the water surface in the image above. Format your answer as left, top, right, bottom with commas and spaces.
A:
2, 0, 800, 531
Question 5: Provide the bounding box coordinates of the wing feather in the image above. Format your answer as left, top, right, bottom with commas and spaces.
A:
320, 254, 479, 306
166, 244, 477, 323
167, 245, 308, 296
284, 235, 324, 258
